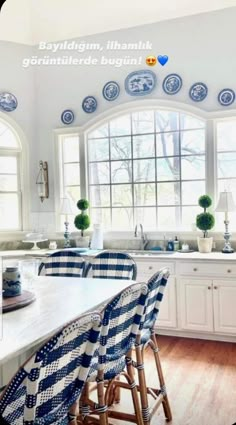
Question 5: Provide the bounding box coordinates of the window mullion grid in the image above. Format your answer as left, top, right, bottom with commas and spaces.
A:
61, 136, 67, 197
108, 121, 112, 228
78, 132, 83, 198
154, 110, 158, 229
206, 119, 216, 206
130, 114, 135, 229
16, 152, 22, 230
179, 114, 182, 228
83, 111, 208, 232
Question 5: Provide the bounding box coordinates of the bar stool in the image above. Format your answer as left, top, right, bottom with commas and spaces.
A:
0, 312, 101, 424
134, 268, 172, 424
77, 281, 148, 425
38, 250, 86, 277
84, 250, 137, 280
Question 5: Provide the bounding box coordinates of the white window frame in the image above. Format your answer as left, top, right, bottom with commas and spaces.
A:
86, 110, 206, 230
55, 99, 236, 237
0, 113, 30, 236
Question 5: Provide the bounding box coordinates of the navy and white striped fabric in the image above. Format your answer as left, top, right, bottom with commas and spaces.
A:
84, 251, 137, 280
38, 250, 86, 277
87, 282, 148, 381
141, 268, 170, 343
0, 313, 101, 425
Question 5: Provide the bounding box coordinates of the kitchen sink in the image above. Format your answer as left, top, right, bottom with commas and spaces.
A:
128, 250, 174, 257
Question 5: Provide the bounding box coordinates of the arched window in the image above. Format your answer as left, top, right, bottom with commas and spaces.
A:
87, 109, 206, 230
0, 118, 22, 230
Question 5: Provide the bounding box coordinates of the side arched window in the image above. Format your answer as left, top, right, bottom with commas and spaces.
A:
0, 118, 22, 230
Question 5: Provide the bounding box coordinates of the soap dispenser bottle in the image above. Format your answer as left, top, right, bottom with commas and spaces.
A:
173, 236, 179, 251
167, 238, 174, 251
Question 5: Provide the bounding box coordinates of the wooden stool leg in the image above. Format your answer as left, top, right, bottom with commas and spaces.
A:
107, 375, 121, 405
151, 333, 172, 422
135, 342, 151, 424
97, 371, 108, 425
126, 350, 144, 425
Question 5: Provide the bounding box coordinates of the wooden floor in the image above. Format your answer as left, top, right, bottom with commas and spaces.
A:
107, 336, 236, 425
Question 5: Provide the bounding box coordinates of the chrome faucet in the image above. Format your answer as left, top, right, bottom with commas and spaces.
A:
134, 223, 148, 250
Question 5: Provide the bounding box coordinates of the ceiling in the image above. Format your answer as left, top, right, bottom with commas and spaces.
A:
1, 0, 236, 45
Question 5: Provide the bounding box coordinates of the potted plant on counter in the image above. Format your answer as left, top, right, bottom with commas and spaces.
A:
74, 199, 90, 247
196, 195, 215, 253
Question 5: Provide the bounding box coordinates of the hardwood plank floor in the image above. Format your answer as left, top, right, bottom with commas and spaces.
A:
106, 336, 236, 425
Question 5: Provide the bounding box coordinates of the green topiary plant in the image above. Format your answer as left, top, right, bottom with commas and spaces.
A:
196, 195, 215, 238
74, 199, 90, 237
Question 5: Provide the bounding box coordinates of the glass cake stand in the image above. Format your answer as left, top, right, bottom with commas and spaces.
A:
22, 239, 48, 250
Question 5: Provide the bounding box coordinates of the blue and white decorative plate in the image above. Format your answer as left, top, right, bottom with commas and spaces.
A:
103, 81, 120, 101
61, 109, 74, 125
162, 74, 182, 95
0, 92, 18, 112
189, 82, 208, 102
125, 70, 156, 96
218, 89, 235, 106
82, 96, 97, 113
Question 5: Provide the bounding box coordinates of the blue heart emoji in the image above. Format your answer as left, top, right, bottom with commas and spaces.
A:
157, 55, 168, 66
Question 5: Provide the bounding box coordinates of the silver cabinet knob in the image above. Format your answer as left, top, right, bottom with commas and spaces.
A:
193, 268, 198, 272
208, 286, 211, 290
149, 266, 153, 270
227, 269, 231, 273
214, 286, 218, 290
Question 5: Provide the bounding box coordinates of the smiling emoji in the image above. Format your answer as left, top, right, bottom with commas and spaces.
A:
146, 55, 157, 66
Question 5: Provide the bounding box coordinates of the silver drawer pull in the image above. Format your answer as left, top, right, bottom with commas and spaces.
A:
227, 269, 232, 273
149, 266, 153, 270
193, 268, 198, 272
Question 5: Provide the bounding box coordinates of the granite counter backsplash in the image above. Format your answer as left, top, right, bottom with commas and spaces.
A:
0, 237, 234, 253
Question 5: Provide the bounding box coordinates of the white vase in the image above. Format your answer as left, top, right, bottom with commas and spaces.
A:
197, 237, 213, 253
75, 235, 90, 248
90, 224, 103, 250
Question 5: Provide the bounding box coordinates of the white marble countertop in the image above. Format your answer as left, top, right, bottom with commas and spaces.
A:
1, 248, 236, 261
128, 251, 236, 261
0, 276, 132, 365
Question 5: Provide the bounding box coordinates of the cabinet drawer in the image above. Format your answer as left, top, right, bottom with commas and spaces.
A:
136, 260, 174, 280
178, 262, 236, 277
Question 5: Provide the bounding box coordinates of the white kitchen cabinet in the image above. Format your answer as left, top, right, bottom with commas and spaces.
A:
136, 260, 177, 329
179, 278, 213, 332
157, 277, 177, 328
213, 280, 236, 334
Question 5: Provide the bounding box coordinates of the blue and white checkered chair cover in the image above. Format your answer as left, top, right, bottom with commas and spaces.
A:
141, 268, 170, 344
79, 282, 148, 424
84, 251, 137, 280
0, 312, 101, 425
38, 250, 86, 277
134, 268, 172, 424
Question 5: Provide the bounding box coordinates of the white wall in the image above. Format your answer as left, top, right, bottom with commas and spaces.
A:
1, 8, 236, 233
34, 8, 236, 221
0, 41, 35, 227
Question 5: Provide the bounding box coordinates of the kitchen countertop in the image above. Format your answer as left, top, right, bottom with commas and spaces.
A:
1, 249, 236, 261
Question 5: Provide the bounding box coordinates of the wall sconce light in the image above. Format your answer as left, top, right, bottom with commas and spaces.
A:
36, 160, 49, 202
